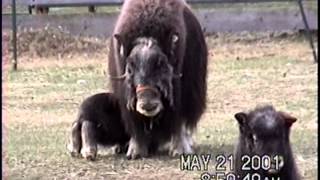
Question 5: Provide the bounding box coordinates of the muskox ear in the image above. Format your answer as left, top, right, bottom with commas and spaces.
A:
114, 34, 125, 58
234, 112, 248, 125
278, 111, 297, 127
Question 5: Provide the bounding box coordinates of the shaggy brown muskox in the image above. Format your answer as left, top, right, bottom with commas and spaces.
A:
108, 0, 208, 159
234, 105, 300, 180
67, 93, 130, 160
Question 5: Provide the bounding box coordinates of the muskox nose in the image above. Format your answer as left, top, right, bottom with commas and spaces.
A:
141, 102, 158, 112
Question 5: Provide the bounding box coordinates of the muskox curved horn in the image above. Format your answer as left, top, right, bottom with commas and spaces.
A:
173, 73, 183, 78
108, 73, 128, 80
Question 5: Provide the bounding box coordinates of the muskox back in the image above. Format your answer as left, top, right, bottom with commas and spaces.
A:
234, 105, 300, 180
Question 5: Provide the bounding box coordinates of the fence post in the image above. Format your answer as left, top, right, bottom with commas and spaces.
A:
297, 0, 317, 63
12, 0, 18, 70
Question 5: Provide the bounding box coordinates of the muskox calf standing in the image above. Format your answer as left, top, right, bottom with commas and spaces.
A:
67, 93, 130, 160
234, 105, 300, 180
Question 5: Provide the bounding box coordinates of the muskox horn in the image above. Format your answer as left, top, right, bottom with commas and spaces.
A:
114, 34, 125, 58
108, 73, 127, 80
172, 34, 179, 44
173, 73, 183, 78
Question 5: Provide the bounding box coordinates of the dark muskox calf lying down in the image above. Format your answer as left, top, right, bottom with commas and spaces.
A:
235, 105, 300, 180
67, 93, 130, 160
234, 105, 300, 180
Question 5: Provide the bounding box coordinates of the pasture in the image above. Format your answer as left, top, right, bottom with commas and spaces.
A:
3, 30, 318, 179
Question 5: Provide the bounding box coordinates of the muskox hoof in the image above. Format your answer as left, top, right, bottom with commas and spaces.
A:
169, 133, 194, 157
114, 145, 123, 154
66, 142, 81, 158
126, 153, 140, 160
186, 134, 195, 149
169, 146, 194, 157
67, 121, 82, 158
126, 138, 148, 160
81, 147, 97, 161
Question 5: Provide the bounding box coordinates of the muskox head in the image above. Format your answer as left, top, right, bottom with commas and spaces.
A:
112, 34, 181, 117
234, 105, 297, 174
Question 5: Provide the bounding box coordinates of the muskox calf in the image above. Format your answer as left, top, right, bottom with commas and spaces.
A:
67, 93, 130, 160
234, 105, 300, 180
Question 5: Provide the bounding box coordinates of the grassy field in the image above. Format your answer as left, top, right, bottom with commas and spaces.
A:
2, 32, 318, 179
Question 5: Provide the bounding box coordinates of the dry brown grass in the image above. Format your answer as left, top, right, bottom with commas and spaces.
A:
3, 32, 318, 179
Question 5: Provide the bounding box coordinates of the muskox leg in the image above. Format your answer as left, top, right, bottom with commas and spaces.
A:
114, 142, 129, 154
185, 126, 195, 148
157, 141, 171, 152
126, 137, 148, 160
169, 124, 194, 157
80, 121, 97, 161
66, 121, 82, 157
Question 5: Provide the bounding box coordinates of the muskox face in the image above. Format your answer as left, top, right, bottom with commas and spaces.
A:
114, 36, 180, 117
235, 106, 297, 174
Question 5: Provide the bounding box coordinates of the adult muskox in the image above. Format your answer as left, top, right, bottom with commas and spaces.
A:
108, 0, 208, 159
